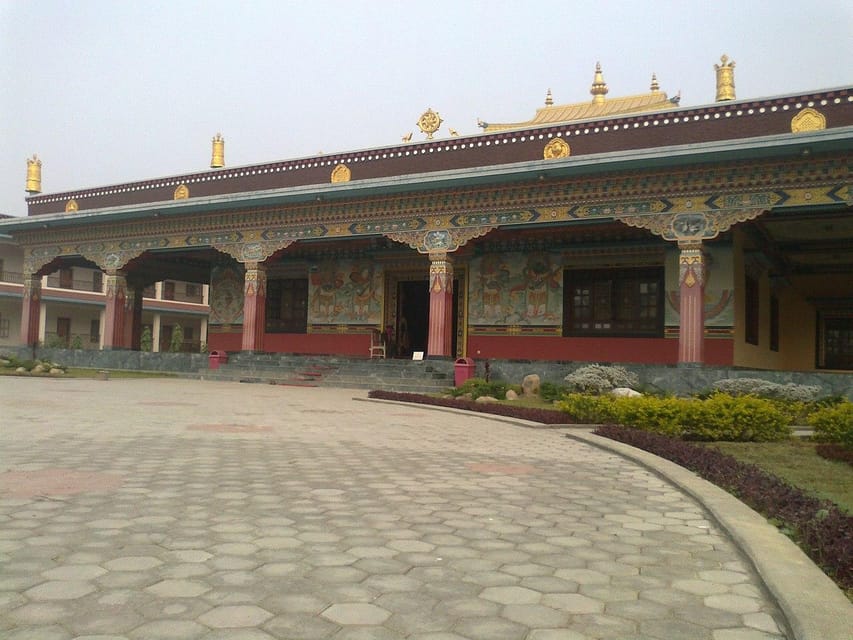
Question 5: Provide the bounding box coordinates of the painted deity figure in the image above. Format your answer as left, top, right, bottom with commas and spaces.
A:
478, 254, 509, 320
349, 261, 375, 319
511, 253, 560, 319
311, 261, 343, 321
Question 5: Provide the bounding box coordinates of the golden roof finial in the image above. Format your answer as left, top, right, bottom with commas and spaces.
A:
590, 62, 608, 104
545, 88, 553, 106
650, 73, 660, 93
714, 54, 736, 102
26, 154, 42, 194
210, 132, 225, 168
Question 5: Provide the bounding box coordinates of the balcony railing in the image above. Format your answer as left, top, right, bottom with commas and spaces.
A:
45, 274, 103, 293
43, 332, 101, 350
0, 270, 24, 284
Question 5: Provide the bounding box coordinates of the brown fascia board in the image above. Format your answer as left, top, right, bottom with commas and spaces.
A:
25, 87, 853, 217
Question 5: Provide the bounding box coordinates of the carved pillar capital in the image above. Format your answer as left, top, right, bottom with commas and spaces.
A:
384, 226, 494, 254
213, 239, 294, 264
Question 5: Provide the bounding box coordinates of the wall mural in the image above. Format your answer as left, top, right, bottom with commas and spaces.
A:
468, 251, 563, 326
665, 245, 734, 327
209, 263, 244, 325
308, 259, 383, 325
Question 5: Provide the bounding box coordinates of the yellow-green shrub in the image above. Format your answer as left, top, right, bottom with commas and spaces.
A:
556, 393, 618, 423
808, 401, 853, 446
684, 393, 790, 441
612, 396, 687, 437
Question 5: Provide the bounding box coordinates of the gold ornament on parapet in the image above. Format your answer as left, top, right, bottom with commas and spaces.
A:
543, 138, 570, 160
174, 184, 190, 200
791, 108, 826, 133
26, 155, 42, 193
65, 199, 79, 213
331, 164, 351, 183
417, 109, 443, 140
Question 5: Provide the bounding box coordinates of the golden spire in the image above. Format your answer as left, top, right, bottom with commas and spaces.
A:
590, 62, 608, 104
545, 88, 553, 106
650, 73, 660, 93
26, 155, 42, 194
210, 133, 225, 168
714, 54, 736, 102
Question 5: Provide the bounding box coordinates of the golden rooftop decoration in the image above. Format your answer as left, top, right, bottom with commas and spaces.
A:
478, 63, 679, 133
543, 138, 570, 160
65, 199, 78, 213
590, 62, 609, 104
715, 54, 736, 102
26, 155, 42, 194
330, 164, 351, 183
210, 133, 225, 168
174, 184, 190, 200
402, 132, 413, 142
791, 107, 826, 133
416, 108, 443, 140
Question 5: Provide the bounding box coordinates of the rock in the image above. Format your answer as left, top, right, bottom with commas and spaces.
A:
49, 368, 64, 375
522, 374, 540, 397
475, 395, 499, 403
32, 364, 46, 373
611, 387, 642, 398
15, 367, 27, 373
505, 389, 518, 401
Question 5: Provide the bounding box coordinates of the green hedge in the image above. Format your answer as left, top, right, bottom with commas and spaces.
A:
809, 401, 853, 446
556, 392, 791, 442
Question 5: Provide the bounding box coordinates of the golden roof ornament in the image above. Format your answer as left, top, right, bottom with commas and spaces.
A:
210, 132, 225, 168
590, 62, 609, 104
714, 54, 736, 102
416, 108, 443, 140
545, 88, 553, 106
650, 73, 660, 93
26, 154, 42, 194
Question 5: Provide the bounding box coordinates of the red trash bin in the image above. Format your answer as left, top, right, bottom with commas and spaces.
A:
454, 357, 475, 387
208, 350, 228, 370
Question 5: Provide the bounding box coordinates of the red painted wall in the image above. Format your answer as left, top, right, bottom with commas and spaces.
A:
467, 336, 734, 366
208, 331, 370, 356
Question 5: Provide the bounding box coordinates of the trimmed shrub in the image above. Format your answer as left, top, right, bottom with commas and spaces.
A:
684, 393, 791, 442
614, 395, 687, 438
449, 377, 519, 401
712, 377, 822, 402
563, 364, 639, 395
809, 401, 853, 446
556, 393, 618, 423
539, 381, 569, 403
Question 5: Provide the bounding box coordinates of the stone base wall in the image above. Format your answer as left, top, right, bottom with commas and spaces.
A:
4, 346, 208, 373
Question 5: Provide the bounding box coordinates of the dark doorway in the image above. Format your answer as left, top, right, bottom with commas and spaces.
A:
396, 279, 459, 357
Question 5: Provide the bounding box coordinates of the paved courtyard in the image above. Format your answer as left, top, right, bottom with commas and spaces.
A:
0, 377, 789, 639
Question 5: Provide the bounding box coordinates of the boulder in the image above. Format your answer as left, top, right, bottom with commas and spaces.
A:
49, 368, 64, 375
15, 367, 27, 373
611, 387, 642, 398
522, 374, 540, 397
505, 389, 518, 401
475, 395, 499, 404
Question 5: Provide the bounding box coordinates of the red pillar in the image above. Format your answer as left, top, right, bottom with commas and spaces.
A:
241, 263, 267, 352
103, 271, 127, 349
124, 284, 143, 350
20, 274, 42, 347
427, 253, 454, 357
678, 242, 706, 364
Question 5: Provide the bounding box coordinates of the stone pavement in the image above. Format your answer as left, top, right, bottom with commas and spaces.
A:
0, 377, 792, 639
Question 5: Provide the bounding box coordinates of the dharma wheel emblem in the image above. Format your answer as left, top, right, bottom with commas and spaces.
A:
417, 108, 443, 140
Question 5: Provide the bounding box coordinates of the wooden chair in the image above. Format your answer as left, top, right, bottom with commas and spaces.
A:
369, 329, 386, 359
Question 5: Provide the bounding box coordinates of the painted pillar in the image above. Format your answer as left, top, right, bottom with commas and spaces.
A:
124, 284, 144, 350
200, 317, 208, 349
152, 313, 162, 353
678, 241, 706, 364
20, 273, 42, 347
103, 271, 128, 349
241, 262, 267, 352
427, 253, 454, 357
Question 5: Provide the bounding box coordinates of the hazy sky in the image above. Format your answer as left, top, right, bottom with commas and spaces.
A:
1, 0, 851, 217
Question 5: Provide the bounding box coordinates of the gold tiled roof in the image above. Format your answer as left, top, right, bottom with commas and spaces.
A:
479, 64, 680, 132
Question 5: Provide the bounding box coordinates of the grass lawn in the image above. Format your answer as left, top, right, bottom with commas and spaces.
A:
706, 439, 853, 514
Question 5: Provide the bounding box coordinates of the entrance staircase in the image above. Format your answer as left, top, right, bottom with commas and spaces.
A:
198, 353, 454, 393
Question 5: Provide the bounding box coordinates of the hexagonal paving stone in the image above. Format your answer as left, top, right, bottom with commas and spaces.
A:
321, 603, 391, 625
480, 586, 541, 605
541, 593, 604, 614
197, 604, 273, 627
145, 579, 210, 598
25, 580, 96, 600
42, 564, 107, 580
704, 593, 762, 614
104, 556, 163, 571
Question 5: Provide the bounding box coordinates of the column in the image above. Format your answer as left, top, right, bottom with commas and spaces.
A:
427, 253, 454, 357
152, 313, 162, 352
102, 271, 127, 349
200, 317, 208, 349
20, 273, 42, 347
678, 241, 706, 364
124, 284, 143, 350
241, 262, 267, 352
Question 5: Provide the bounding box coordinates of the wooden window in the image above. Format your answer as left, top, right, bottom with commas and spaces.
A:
266, 278, 308, 334
186, 283, 200, 298
92, 270, 103, 293
0, 314, 8, 339
745, 274, 759, 345
769, 295, 780, 352
563, 268, 664, 337
821, 315, 853, 370
163, 281, 175, 300
90, 319, 100, 343
59, 268, 73, 289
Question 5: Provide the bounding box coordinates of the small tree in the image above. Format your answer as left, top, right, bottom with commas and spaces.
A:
169, 324, 184, 353
140, 326, 153, 352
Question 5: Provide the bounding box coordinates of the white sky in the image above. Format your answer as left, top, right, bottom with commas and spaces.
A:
1, 0, 851, 217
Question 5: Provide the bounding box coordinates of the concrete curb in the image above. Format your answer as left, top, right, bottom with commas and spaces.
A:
567, 431, 853, 640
